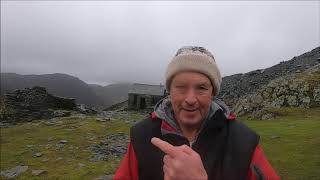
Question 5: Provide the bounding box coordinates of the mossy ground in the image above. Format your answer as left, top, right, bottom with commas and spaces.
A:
1, 108, 319, 179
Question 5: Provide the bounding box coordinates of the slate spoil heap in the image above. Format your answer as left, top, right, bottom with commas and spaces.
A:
233, 65, 320, 120
220, 47, 320, 107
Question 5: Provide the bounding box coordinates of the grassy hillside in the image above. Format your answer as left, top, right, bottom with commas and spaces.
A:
242, 107, 320, 180
0, 114, 140, 180
1, 108, 319, 179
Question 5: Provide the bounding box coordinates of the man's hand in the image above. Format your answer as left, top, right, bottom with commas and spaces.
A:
151, 137, 208, 180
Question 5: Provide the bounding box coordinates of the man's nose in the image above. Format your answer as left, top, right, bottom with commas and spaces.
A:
185, 89, 197, 105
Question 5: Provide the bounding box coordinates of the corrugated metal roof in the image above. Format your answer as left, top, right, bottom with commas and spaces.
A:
128, 83, 165, 96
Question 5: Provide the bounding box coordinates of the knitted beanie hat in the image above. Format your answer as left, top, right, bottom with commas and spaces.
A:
165, 46, 222, 96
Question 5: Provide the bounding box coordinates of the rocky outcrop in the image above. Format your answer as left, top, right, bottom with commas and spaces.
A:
220, 47, 320, 107
0, 86, 76, 123
233, 65, 320, 119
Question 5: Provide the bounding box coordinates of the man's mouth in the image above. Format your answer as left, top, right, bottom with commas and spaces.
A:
183, 108, 197, 112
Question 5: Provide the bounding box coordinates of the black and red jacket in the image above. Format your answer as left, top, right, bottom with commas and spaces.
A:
114, 110, 280, 180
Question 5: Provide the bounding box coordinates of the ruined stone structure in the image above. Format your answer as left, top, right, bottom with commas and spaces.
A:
128, 83, 166, 110
0, 86, 76, 123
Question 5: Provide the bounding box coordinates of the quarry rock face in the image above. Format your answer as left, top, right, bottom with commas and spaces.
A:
220, 47, 320, 107
233, 65, 320, 119
0, 86, 76, 123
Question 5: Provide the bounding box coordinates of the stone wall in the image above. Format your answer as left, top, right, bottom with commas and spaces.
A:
128, 94, 161, 110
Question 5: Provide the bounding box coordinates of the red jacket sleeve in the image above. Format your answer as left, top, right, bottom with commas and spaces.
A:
247, 145, 280, 180
114, 142, 139, 180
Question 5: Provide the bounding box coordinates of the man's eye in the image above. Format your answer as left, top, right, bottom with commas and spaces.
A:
199, 86, 208, 90
176, 86, 186, 89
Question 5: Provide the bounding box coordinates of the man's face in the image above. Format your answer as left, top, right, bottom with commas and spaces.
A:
170, 72, 213, 129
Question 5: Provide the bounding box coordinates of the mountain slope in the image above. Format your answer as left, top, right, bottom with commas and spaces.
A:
233, 64, 320, 119
220, 47, 320, 106
89, 83, 131, 108
1, 73, 103, 107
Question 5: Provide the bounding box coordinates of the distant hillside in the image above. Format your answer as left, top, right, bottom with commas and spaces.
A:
2, 47, 319, 110
89, 83, 131, 108
220, 47, 320, 107
0, 73, 103, 107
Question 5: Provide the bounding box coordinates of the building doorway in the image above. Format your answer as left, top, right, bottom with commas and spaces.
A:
140, 97, 146, 109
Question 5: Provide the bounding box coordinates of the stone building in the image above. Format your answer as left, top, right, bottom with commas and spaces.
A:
128, 83, 166, 110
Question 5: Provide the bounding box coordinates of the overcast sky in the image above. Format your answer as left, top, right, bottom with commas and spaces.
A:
1, 1, 319, 86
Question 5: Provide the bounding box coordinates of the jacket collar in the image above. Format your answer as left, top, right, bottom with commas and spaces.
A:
152, 96, 234, 138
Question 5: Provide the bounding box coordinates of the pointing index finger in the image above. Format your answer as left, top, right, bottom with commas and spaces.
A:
151, 137, 180, 157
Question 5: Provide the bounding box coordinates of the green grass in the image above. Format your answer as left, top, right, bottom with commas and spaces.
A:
0, 116, 130, 180
1, 108, 319, 179
241, 107, 320, 180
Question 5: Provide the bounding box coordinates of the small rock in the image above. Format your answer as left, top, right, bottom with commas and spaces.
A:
0, 122, 10, 128
56, 157, 63, 161
94, 174, 114, 180
53, 110, 71, 117
89, 154, 106, 162
261, 113, 275, 120
59, 140, 68, 144
33, 152, 43, 157
41, 158, 49, 163
96, 118, 107, 122
103, 118, 111, 121
288, 124, 296, 128
270, 135, 281, 139
89, 137, 96, 141
78, 163, 85, 168
45, 144, 51, 149
32, 169, 46, 176
0, 165, 28, 178
44, 121, 55, 126
49, 117, 58, 121
55, 143, 65, 149
26, 144, 33, 148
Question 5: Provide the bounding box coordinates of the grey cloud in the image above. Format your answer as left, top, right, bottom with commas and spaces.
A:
1, 1, 319, 85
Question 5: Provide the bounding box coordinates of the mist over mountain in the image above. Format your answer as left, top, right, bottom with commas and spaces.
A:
89, 83, 131, 108
1, 46, 319, 110
0, 72, 132, 109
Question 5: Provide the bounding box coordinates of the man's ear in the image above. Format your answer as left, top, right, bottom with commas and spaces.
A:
211, 87, 215, 97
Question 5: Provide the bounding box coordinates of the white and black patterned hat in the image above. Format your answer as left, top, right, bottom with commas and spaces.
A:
166, 46, 222, 96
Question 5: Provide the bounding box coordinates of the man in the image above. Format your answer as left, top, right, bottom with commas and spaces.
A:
114, 46, 279, 180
